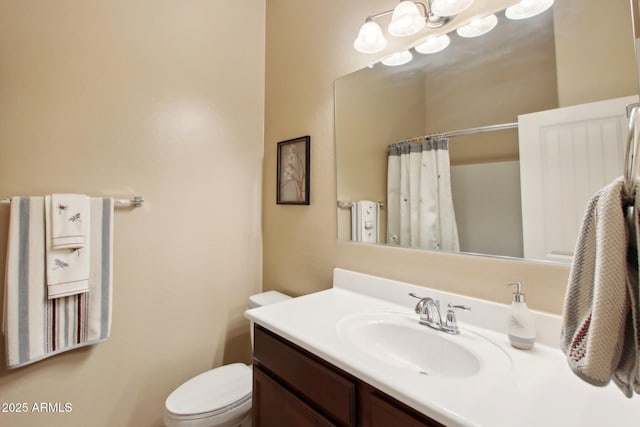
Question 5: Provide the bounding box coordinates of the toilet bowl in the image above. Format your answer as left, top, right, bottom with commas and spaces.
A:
164, 291, 291, 427
164, 363, 252, 427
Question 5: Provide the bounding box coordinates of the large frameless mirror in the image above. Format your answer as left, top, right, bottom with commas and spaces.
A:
336, 0, 639, 264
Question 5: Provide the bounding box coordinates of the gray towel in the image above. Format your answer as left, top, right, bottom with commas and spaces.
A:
561, 177, 640, 397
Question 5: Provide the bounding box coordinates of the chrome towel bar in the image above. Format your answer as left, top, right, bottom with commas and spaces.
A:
0, 195, 144, 208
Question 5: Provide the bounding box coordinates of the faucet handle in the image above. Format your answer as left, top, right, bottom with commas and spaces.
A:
409, 292, 423, 300
448, 304, 471, 311
408, 293, 441, 316
444, 304, 471, 335
409, 293, 427, 314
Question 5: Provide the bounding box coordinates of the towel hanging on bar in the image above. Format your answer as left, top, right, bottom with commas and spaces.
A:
561, 105, 640, 397
3, 197, 115, 369
45, 195, 91, 299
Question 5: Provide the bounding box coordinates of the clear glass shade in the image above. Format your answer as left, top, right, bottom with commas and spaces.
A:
353, 21, 387, 53
381, 50, 413, 66
388, 1, 426, 37
431, 0, 474, 17
505, 0, 554, 20
415, 34, 450, 54
456, 14, 498, 38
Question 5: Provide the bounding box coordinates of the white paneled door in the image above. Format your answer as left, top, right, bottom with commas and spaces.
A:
518, 95, 639, 263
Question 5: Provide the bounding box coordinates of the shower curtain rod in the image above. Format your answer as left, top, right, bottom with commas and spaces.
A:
394, 122, 518, 144
0, 196, 144, 208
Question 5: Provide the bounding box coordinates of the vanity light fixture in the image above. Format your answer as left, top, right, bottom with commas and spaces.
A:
353, 0, 463, 54
353, 20, 388, 53
431, 0, 474, 17
388, 1, 426, 36
414, 34, 451, 54
456, 14, 498, 38
381, 50, 414, 66
505, 0, 554, 20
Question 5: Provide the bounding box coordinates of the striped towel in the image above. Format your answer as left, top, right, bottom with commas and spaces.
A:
3, 197, 114, 369
561, 177, 640, 397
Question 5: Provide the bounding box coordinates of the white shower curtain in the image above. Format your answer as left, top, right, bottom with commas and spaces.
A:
387, 138, 460, 251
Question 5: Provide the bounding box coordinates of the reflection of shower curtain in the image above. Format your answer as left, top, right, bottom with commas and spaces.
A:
387, 138, 460, 251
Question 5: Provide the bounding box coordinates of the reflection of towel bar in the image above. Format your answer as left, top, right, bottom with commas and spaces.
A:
0, 195, 144, 208
337, 200, 384, 209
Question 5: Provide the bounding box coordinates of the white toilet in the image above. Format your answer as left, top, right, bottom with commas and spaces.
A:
164, 291, 291, 427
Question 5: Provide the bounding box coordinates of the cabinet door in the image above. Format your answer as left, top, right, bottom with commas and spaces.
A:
364, 391, 445, 427
253, 325, 356, 426
253, 366, 337, 427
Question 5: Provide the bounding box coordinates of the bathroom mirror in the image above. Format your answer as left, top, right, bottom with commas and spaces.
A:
335, 0, 639, 263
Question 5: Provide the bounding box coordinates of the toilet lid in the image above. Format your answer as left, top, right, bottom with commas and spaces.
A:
248, 291, 291, 308
165, 363, 252, 417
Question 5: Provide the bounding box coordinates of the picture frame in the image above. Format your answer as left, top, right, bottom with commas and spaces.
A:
277, 135, 310, 205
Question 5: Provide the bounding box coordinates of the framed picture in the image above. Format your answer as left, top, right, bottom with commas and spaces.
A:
277, 135, 310, 205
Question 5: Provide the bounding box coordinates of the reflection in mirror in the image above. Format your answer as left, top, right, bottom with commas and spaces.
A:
335, 0, 639, 263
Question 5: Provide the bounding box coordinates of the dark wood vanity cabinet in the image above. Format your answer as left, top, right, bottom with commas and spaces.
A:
252, 325, 445, 427
253, 367, 336, 427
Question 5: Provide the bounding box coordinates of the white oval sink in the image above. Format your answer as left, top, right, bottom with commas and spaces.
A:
337, 311, 511, 379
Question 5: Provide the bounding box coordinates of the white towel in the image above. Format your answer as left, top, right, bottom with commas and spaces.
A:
45, 195, 90, 299
560, 177, 640, 397
351, 201, 380, 243
50, 194, 90, 249
3, 197, 115, 369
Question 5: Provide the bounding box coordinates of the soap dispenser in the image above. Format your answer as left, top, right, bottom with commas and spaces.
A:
507, 281, 536, 350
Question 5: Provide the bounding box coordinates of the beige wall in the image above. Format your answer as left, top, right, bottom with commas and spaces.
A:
336, 67, 426, 202
424, 11, 558, 165
0, 1, 265, 426
264, 0, 573, 315
335, 66, 426, 241
555, 0, 638, 106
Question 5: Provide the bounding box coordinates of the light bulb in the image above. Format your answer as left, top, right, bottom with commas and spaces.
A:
353, 21, 387, 53
456, 14, 498, 38
381, 50, 413, 66
505, 0, 554, 20
431, 0, 474, 17
415, 34, 450, 54
388, 1, 426, 37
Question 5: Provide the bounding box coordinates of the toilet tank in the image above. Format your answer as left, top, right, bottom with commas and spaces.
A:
248, 291, 291, 348
248, 290, 291, 309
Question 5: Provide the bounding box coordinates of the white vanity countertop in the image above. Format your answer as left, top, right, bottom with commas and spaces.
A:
245, 269, 640, 427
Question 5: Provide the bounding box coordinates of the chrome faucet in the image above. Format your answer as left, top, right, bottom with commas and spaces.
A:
409, 293, 471, 335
